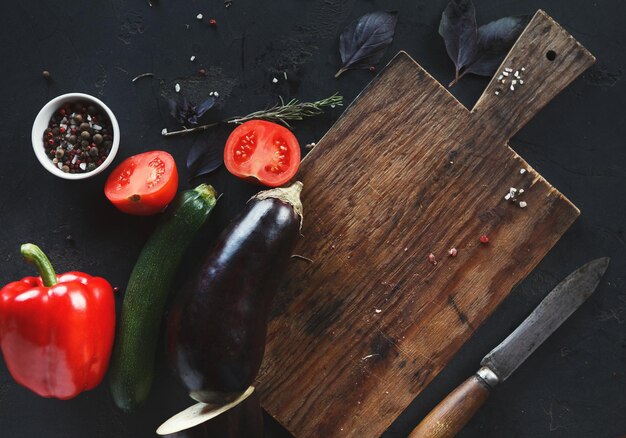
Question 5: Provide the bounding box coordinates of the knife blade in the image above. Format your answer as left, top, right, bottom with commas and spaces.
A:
408, 257, 610, 438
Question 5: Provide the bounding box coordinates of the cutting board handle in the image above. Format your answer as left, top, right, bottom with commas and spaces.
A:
471, 10, 595, 142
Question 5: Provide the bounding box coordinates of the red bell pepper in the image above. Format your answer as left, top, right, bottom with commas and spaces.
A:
0, 243, 116, 400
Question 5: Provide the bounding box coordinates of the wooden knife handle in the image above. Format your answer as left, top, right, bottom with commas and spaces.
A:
408, 374, 491, 438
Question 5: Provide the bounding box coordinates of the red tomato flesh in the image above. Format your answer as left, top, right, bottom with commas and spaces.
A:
224, 120, 301, 187
104, 150, 178, 216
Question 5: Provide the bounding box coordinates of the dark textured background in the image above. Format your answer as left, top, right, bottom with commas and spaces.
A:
0, 0, 624, 437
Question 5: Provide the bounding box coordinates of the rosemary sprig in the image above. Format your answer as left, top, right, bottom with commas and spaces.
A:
228, 94, 343, 126
162, 93, 343, 137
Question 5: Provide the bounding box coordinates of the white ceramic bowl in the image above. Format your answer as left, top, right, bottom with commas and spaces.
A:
31, 93, 120, 180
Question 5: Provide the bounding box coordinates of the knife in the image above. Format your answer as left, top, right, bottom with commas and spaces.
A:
408, 257, 610, 438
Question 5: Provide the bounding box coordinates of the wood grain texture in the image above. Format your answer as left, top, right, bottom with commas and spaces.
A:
257, 10, 595, 438
407, 375, 490, 438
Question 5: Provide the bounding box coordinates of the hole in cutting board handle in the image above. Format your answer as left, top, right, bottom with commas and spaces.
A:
546, 50, 557, 61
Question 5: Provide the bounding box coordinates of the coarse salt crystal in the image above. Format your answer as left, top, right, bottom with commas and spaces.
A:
196, 13, 203, 20
79, 162, 87, 171
213, 91, 219, 97
512, 80, 517, 85
510, 187, 518, 194
375, 309, 382, 314
503, 71, 509, 76
519, 201, 527, 208
494, 90, 500, 95
518, 189, 524, 194
161, 128, 168, 135
497, 75, 503, 80
505, 67, 513, 72
520, 168, 527, 174
175, 83, 181, 93
72, 155, 78, 165
505, 193, 512, 201
272, 77, 278, 83
510, 85, 515, 91
519, 80, 524, 84
190, 55, 196, 62
92, 124, 102, 131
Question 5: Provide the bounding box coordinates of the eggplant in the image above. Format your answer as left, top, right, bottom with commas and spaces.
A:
167, 182, 303, 404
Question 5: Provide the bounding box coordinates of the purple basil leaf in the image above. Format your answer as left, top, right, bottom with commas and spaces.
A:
166, 97, 179, 120
181, 96, 192, 111
187, 128, 228, 178
165, 95, 216, 126
336, 11, 398, 78
195, 96, 216, 118
439, 0, 478, 79
187, 138, 211, 170
465, 15, 529, 76
190, 145, 223, 179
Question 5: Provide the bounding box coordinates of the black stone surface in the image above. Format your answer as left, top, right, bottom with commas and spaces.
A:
0, 1, 624, 437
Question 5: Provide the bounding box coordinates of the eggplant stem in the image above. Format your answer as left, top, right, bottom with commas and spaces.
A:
251, 182, 304, 226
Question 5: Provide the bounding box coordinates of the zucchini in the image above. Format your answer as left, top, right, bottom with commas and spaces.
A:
110, 184, 218, 412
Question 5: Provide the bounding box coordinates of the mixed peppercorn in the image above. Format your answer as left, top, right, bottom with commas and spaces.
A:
43, 101, 113, 173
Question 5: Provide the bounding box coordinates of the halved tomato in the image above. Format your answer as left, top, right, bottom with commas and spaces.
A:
104, 150, 178, 216
224, 120, 301, 187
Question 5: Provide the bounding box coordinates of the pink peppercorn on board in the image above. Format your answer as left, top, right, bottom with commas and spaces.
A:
257, 10, 595, 438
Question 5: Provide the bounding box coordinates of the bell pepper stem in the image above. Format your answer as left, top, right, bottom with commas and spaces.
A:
20, 244, 58, 287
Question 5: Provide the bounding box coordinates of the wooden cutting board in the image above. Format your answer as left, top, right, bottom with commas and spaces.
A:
257, 10, 595, 437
